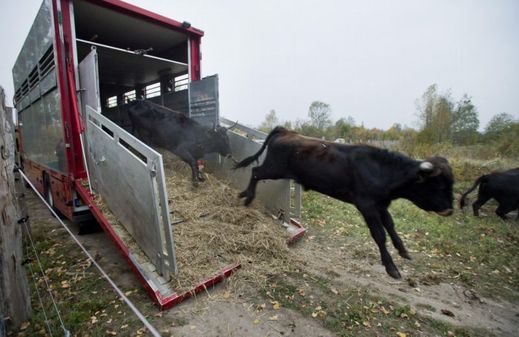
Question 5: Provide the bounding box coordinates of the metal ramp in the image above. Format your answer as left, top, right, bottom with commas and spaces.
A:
76, 105, 241, 309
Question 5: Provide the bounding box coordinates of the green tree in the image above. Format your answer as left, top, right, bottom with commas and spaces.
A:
451, 94, 480, 145
258, 109, 279, 132
495, 122, 519, 157
385, 123, 403, 140
484, 113, 515, 141
308, 101, 332, 130
483, 113, 519, 157
416, 85, 454, 143
333, 117, 355, 139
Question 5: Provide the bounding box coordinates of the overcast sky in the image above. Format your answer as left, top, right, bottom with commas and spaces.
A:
1, 0, 518, 130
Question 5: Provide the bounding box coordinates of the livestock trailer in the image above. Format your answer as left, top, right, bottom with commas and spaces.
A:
13, 0, 304, 309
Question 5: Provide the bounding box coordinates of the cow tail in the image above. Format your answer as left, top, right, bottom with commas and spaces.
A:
459, 176, 484, 209
233, 126, 284, 169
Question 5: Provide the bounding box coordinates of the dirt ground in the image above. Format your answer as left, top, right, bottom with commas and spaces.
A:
24, 190, 519, 337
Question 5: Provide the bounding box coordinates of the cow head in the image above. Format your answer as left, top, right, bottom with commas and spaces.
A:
401, 156, 454, 216
208, 125, 233, 158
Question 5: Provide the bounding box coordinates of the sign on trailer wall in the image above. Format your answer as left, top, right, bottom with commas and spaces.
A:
189, 75, 219, 127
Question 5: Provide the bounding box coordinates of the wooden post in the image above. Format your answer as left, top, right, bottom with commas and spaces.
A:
0, 86, 31, 328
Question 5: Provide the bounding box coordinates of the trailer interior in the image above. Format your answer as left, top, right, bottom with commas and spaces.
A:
73, 0, 191, 129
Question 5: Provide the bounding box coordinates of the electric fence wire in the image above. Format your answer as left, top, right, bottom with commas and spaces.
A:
18, 169, 161, 337
21, 220, 55, 337
22, 217, 69, 336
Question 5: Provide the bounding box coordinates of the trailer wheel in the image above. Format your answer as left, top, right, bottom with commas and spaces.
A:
42, 172, 65, 219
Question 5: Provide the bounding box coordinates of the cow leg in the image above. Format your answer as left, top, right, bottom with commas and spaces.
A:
380, 209, 411, 260
472, 185, 492, 216
358, 207, 401, 279
173, 147, 200, 184
495, 202, 516, 221
472, 193, 491, 217
239, 165, 285, 206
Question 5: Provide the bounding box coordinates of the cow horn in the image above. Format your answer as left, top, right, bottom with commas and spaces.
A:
226, 120, 239, 130
419, 161, 434, 172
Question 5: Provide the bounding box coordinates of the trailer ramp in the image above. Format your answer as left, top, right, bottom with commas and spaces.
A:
78, 105, 241, 309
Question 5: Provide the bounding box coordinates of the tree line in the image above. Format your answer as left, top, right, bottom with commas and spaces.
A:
258, 84, 519, 157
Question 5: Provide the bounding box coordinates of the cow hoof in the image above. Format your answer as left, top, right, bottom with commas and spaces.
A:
400, 251, 412, 260
238, 191, 247, 198
244, 198, 253, 206
386, 266, 402, 279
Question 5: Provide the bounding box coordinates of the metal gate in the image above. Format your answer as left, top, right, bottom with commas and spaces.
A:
79, 50, 176, 279
212, 118, 302, 223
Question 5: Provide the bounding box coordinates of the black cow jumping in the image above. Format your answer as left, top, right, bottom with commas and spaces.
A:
128, 100, 234, 184
460, 168, 519, 220
234, 126, 454, 279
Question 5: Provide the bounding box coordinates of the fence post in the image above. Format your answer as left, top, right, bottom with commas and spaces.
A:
0, 86, 31, 330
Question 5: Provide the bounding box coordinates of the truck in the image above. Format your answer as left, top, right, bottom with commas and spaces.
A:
13, 0, 304, 309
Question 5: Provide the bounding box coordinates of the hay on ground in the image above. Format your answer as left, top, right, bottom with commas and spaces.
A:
94, 150, 301, 294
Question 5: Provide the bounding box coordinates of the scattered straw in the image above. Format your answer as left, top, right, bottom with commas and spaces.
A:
94, 150, 302, 295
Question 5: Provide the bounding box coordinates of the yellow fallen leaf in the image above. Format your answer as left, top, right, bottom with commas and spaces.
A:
253, 319, 260, 325
106, 331, 117, 336
19, 322, 30, 331
396, 332, 407, 337
223, 291, 231, 299
60, 281, 70, 289
311, 312, 318, 318
269, 315, 278, 321
271, 301, 281, 310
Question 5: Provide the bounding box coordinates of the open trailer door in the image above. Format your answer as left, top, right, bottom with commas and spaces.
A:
76, 49, 189, 307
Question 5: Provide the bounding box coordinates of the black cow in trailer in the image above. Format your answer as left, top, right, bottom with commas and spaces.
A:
460, 168, 519, 220
128, 100, 234, 184
234, 126, 454, 279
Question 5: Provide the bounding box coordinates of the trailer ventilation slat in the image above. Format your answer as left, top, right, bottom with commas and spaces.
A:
14, 46, 55, 109
28, 68, 39, 90
174, 74, 188, 92
39, 47, 55, 78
